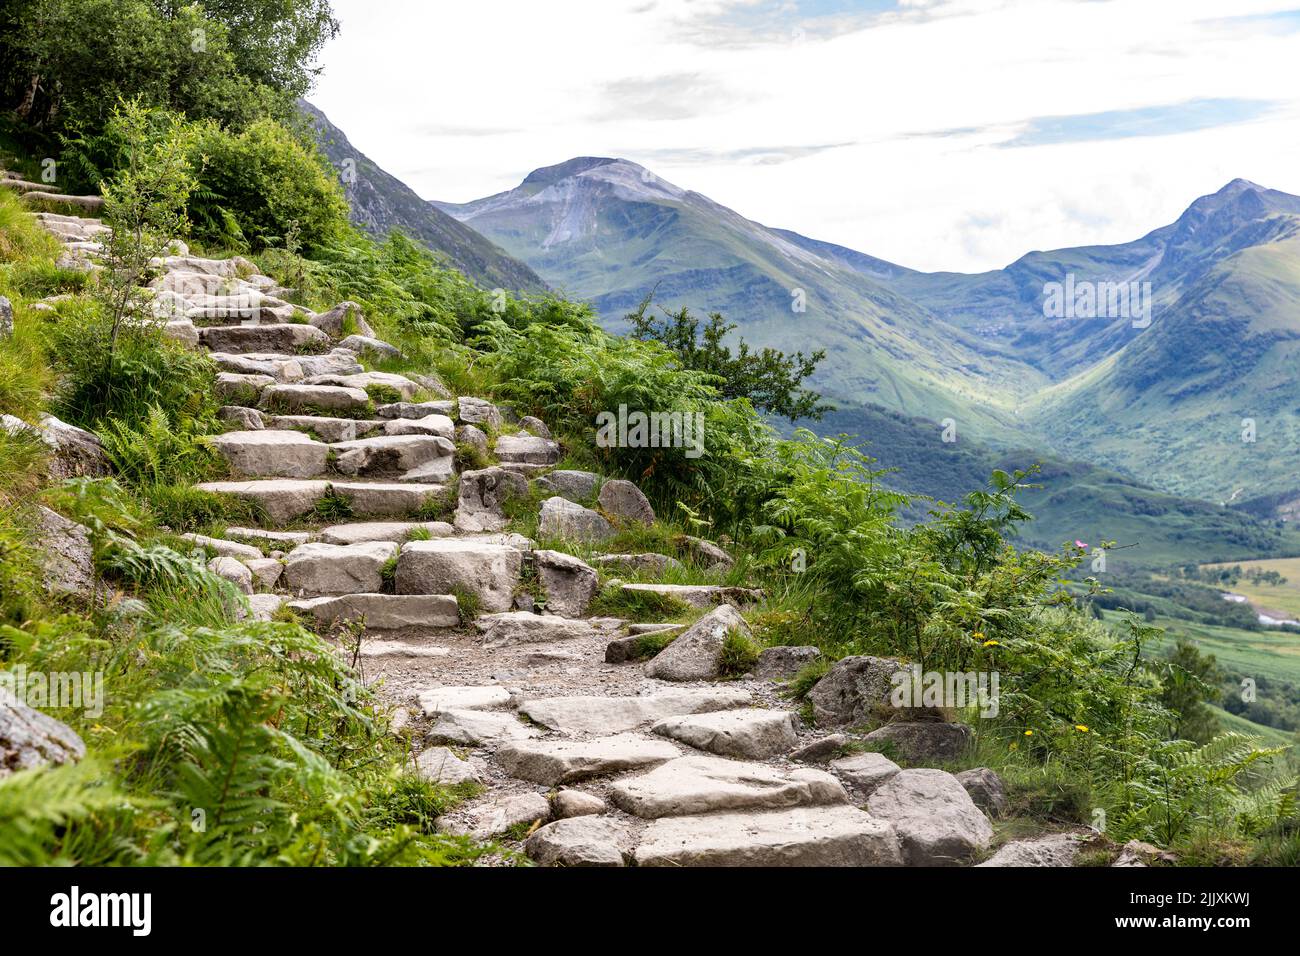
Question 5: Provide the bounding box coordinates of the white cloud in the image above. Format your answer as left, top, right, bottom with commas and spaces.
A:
309, 0, 1300, 272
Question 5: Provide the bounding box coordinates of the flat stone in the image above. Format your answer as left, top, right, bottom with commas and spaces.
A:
356, 640, 450, 659
331, 434, 454, 480
533, 549, 598, 617
245, 557, 283, 591
652, 709, 798, 760
395, 539, 522, 613
520, 687, 753, 735
199, 323, 329, 354
440, 791, 549, 839
305, 371, 420, 401
494, 432, 559, 465
245, 593, 283, 622
289, 593, 458, 630
217, 405, 265, 430
955, 767, 1009, 817
866, 769, 993, 866
551, 790, 606, 819
260, 383, 370, 415
621, 583, 763, 610
268, 414, 359, 443
206, 429, 329, 478
643, 603, 750, 682
196, 480, 444, 523
475, 612, 615, 649
597, 479, 655, 525
610, 755, 848, 819
977, 833, 1083, 867
418, 685, 512, 716
829, 751, 901, 794
319, 520, 453, 545
635, 806, 903, 867
536, 496, 615, 543
415, 746, 480, 786
756, 645, 823, 680
496, 734, 680, 786
224, 527, 313, 547
526, 816, 633, 867
214, 372, 274, 404
383, 414, 454, 438
376, 400, 455, 420
339, 334, 402, 359
861, 722, 973, 762
534, 469, 599, 501
282, 541, 398, 597
427, 708, 542, 746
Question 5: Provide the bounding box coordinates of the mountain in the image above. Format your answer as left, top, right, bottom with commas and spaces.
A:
433, 157, 1038, 440
298, 101, 546, 293
438, 162, 1300, 508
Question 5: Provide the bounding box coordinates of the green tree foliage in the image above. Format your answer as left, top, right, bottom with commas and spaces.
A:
1153, 639, 1223, 744
627, 293, 830, 421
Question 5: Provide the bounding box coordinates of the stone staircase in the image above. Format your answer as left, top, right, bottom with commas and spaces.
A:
13, 189, 1086, 868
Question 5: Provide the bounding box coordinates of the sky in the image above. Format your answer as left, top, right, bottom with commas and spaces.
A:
309, 0, 1300, 273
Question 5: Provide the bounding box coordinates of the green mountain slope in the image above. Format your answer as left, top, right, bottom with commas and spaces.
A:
299, 101, 547, 292
434, 157, 1040, 439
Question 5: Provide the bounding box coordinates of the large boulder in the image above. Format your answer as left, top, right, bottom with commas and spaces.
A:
394, 539, 522, 613
495, 433, 559, 465
34, 506, 99, 601
866, 769, 993, 865
3, 414, 110, 480
861, 721, 973, 763
755, 645, 822, 680
456, 397, 502, 430
454, 466, 528, 533
0, 687, 86, 777
955, 767, 1009, 817
537, 496, 614, 544
597, 479, 655, 525
533, 549, 598, 617
808, 655, 913, 728
309, 301, 374, 338
643, 604, 750, 682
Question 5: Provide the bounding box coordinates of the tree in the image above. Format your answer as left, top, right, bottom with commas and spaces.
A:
626, 293, 830, 421
1155, 638, 1223, 743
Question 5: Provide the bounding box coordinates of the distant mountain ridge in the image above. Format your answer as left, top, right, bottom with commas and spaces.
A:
435, 160, 1300, 507
298, 101, 546, 293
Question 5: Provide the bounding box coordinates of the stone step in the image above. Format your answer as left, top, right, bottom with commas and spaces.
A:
236, 350, 363, 378
210, 352, 306, 383
177, 532, 263, 561
496, 734, 681, 786
518, 688, 753, 735
289, 593, 458, 630
259, 383, 371, 416
618, 583, 764, 609
198, 323, 330, 354
194, 479, 445, 523
375, 400, 455, 420
608, 755, 848, 819
317, 520, 454, 545
494, 433, 560, 465
426, 708, 542, 747
634, 806, 903, 867
207, 429, 330, 479
393, 538, 523, 614
282, 541, 399, 597
20, 190, 105, 212
381, 414, 454, 439
304, 372, 422, 401
266, 414, 382, 443
186, 295, 298, 325
224, 526, 314, 548
473, 611, 621, 649
331, 434, 455, 481
418, 685, 513, 715
650, 709, 798, 760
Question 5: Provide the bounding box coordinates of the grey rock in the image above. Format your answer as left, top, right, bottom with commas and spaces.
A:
0, 295, 12, 338
418, 685, 512, 715
829, 751, 901, 794
537, 496, 615, 544
289, 593, 458, 630
395, 539, 522, 613
415, 746, 480, 786
862, 721, 973, 763
0, 687, 86, 777
454, 466, 529, 533
456, 396, 502, 429
790, 734, 850, 764
866, 769, 993, 865
681, 535, 734, 569
592, 552, 682, 575
609, 754, 847, 819
534, 469, 599, 502
207, 556, 253, 595
597, 479, 655, 525
282, 541, 398, 597
533, 549, 598, 617
440, 791, 549, 839
496, 734, 681, 786
217, 405, 264, 430
34, 507, 99, 600
309, 301, 374, 338
551, 789, 606, 819
338, 334, 402, 359
618, 583, 763, 609
808, 655, 912, 729
520, 688, 753, 735
518, 415, 551, 439
377, 400, 455, 420
955, 767, 1009, 817
426, 708, 541, 746
206, 429, 329, 479
526, 816, 633, 867
652, 709, 797, 760
977, 832, 1083, 867
643, 604, 750, 682
495, 433, 559, 465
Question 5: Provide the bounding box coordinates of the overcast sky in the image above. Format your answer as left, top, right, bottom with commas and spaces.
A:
309, 0, 1300, 273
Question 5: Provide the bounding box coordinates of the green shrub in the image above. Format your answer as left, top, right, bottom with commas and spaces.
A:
717, 627, 761, 677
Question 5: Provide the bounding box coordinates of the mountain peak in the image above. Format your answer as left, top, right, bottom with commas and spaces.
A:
522, 157, 622, 186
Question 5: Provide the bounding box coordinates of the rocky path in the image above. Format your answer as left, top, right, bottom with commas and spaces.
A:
13, 190, 1100, 868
